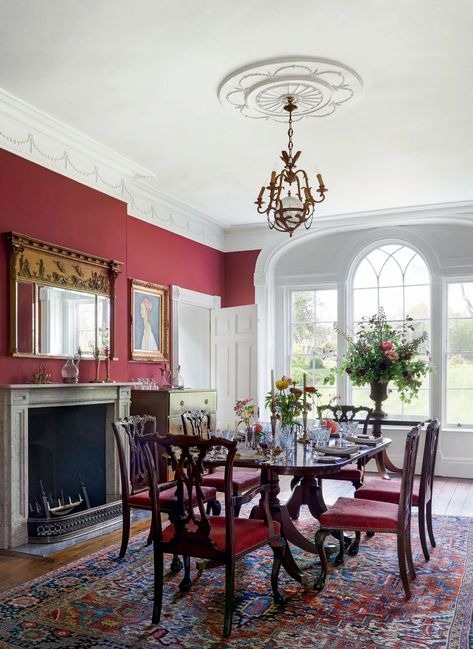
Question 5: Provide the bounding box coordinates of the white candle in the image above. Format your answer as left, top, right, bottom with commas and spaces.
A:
271, 369, 275, 401
303, 373, 307, 405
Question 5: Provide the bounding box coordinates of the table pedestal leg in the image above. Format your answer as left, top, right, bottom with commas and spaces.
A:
249, 469, 320, 587
372, 417, 402, 476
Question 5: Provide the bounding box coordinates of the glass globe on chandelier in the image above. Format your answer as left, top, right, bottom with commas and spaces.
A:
255, 96, 328, 237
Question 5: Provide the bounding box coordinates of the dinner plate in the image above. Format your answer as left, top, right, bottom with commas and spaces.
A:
317, 455, 343, 463
313, 444, 359, 455
236, 449, 260, 459
346, 435, 384, 446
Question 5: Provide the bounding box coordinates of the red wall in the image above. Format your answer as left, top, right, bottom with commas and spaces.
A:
0, 149, 226, 384
223, 250, 260, 307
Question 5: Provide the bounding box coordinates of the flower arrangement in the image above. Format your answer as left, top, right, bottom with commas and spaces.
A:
234, 398, 256, 428
326, 308, 431, 403
265, 375, 321, 430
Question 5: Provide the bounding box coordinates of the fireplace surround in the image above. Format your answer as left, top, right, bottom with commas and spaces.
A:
0, 383, 132, 549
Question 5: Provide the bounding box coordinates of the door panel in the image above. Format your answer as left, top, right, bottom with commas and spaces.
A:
211, 305, 258, 430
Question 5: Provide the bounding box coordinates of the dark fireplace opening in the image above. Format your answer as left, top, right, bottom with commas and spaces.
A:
28, 404, 107, 520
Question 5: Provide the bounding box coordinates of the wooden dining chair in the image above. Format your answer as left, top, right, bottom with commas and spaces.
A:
139, 432, 287, 637
315, 404, 374, 489
111, 415, 220, 564
181, 410, 261, 516
354, 418, 440, 560
314, 424, 422, 599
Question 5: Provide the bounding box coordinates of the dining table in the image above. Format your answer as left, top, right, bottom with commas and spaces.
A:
215, 437, 392, 588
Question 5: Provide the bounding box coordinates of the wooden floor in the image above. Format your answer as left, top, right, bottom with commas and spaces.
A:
1, 474, 472, 594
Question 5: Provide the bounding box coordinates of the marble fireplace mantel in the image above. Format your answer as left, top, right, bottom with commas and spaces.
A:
0, 383, 133, 549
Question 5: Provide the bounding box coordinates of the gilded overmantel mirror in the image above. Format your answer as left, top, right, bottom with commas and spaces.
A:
6, 232, 122, 359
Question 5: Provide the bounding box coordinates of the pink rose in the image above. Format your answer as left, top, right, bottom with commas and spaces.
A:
384, 349, 399, 363
380, 341, 393, 351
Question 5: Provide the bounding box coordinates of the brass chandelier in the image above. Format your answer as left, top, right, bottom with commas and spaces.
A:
255, 96, 327, 237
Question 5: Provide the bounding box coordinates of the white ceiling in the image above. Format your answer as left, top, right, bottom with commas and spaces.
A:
1, 0, 473, 229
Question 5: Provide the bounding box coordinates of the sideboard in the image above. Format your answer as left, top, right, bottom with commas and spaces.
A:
130, 388, 217, 434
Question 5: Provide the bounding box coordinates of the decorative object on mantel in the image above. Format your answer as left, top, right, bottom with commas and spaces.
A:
61, 352, 81, 384
104, 347, 112, 383
255, 96, 327, 236
326, 308, 431, 418
92, 347, 102, 383
130, 278, 169, 362
32, 363, 52, 384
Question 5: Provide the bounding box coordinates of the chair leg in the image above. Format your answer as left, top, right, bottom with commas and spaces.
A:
348, 531, 361, 556
233, 497, 242, 517
118, 504, 131, 559
209, 497, 221, 515
396, 533, 411, 599
426, 499, 436, 548
270, 538, 287, 605
178, 555, 192, 592
146, 521, 153, 546
405, 521, 416, 580
152, 548, 164, 624
170, 554, 183, 573
223, 559, 235, 638
418, 503, 430, 562
314, 529, 330, 591
335, 531, 345, 565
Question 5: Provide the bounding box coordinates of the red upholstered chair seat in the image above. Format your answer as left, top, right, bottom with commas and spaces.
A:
127, 485, 217, 509
321, 465, 363, 481
162, 516, 281, 554
203, 470, 260, 492
319, 496, 399, 531
355, 477, 420, 506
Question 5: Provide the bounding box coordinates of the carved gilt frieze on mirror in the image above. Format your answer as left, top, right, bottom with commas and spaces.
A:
6, 232, 122, 358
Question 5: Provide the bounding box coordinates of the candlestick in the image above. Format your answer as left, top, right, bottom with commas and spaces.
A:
298, 372, 309, 444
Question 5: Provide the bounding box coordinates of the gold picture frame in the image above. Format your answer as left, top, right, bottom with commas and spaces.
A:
130, 279, 169, 362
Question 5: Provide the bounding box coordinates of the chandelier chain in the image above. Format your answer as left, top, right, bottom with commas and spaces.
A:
287, 110, 293, 160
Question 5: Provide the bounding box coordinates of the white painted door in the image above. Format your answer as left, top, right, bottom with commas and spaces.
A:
211, 304, 258, 430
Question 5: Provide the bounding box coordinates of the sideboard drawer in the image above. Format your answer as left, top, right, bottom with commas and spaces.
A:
169, 391, 216, 416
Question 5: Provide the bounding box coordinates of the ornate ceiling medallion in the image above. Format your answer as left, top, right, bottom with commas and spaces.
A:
218, 57, 363, 122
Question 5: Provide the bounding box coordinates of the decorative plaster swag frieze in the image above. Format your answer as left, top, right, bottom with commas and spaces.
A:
0, 87, 225, 251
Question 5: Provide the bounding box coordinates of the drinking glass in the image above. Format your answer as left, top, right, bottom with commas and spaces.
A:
316, 425, 331, 448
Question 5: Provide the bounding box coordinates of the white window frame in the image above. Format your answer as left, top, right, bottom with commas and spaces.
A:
285, 282, 338, 385
442, 275, 473, 430
347, 239, 433, 418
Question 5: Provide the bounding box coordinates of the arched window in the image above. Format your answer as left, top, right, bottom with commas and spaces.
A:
351, 244, 431, 417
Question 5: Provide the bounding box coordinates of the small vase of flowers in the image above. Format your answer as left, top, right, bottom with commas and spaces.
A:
234, 398, 263, 449
326, 308, 431, 417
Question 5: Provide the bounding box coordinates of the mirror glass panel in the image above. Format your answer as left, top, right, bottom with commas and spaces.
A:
37, 286, 110, 357
17, 281, 34, 354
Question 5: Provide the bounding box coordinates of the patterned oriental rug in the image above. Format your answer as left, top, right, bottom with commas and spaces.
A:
0, 513, 472, 649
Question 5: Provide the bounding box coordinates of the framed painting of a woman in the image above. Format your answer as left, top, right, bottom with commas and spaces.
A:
130, 279, 169, 361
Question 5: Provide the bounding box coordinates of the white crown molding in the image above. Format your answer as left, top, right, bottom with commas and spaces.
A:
0, 87, 225, 251
223, 200, 473, 252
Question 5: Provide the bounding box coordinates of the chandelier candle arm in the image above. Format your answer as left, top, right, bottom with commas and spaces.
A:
255, 96, 328, 237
